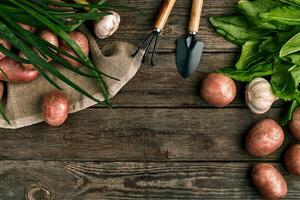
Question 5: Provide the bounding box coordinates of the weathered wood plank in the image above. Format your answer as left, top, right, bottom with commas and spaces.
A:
0, 108, 295, 161
0, 161, 298, 199
101, 0, 239, 52
93, 52, 285, 108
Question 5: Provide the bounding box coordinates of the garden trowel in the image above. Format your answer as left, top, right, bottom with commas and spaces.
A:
176, 0, 204, 78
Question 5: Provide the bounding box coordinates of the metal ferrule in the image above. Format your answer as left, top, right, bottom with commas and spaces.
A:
189, 31, 197, 35
154, 28, 161, 33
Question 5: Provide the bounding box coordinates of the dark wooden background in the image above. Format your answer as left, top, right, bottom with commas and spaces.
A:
1, 0, 300, 199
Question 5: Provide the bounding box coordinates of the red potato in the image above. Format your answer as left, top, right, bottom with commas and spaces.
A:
19, 51, 34, 71
17, 23, 36, 33
246, 119, 284, 157
0, 58, 39, 83
284, 144, 300, 175
19, 51, 52, 71
0, 38, 11, 61
289, 108, 300, 140
59, 31, 89, 68
42, 91, 70, 127
200, 73, 236, 107
252, 163, 287, 200
59, 46, 82, 68
19, 31, 58, 70
39, 30, 59, 48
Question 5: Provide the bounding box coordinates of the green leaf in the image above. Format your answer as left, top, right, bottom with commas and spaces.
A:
0, 103, 10, 125
218, 61, 274, 82
280, 31, 300, 57
237, 0, 289, 30
0, 14, 111, 106
9, 0, 111, 106
259, 27, 300, 53
0, 44, 28, 63
236, 40, 265, 70
280, 100, 298, 126
270, 63, 300, 101
279, 0, 300, 6
260, 6, 300, 26
209, 16, 264, 46
282, 52, 300, 65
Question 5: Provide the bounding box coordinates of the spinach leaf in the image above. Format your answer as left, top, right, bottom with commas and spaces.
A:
209, 16, 263, 46
279, 0, 300, 6
237, 0, 289, 30
260, 6, 300, 26
259, 27, 300, 53
283, 52, 300, 65
219, 61, 273, 82
280, 31, 300, 57
280, 100, 298, 126
270, 63, 300, 101
236, 40, 265, 70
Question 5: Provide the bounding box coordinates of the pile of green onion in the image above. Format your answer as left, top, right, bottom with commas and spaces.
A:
0, 0, 124, 123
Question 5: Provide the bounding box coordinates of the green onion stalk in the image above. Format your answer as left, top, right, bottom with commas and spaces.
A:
0, 0, 128, 124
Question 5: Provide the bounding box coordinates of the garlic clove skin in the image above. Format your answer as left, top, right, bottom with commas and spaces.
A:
245, 77, 279, 114
94, 11, 121, 39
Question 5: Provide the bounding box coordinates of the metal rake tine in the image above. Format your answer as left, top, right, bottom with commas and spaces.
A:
150, 33, 159, 66
132, 31, 154, 57
142, 33, 156, 63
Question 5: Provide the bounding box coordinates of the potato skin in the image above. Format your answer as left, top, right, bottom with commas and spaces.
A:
0, 38, 11, 61
246, 119, 284, 157
59, 46, 82, 68
59, 31, 89, 68
17, 23, 36, 33
284, 144, 300, 175
19, 30, 58, 70
42, 91, 70, 127
0, 58, 39, 83
288, 108, 300, 140
19, 51, 35, 71
200, 73, 236, 107
252, 163, 287, 200
39, 30, 59, 49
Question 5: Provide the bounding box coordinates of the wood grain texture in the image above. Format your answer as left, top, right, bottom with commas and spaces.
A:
0, 108, 295, 161
92, 52, 285, 108
0, 161, 298, 200
102, 0, 239, 52
1, 0, 299, 199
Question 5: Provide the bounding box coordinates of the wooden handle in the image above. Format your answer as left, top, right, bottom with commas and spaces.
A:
154, 0, 176, 31
188, 0, 204, 33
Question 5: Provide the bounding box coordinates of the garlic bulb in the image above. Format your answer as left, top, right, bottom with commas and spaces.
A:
94, 11, 120, 39
245, 77, 278, 114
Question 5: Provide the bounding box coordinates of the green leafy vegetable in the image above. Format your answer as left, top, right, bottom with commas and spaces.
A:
280, 100, 298, 126
279, 0, 300, 6
237, 0, 289, 30
236, 40, 265, 70
260, 6, 300, 26
219, 62, 273, 82
210, 0, 300, 125
209, 16, 264, 46
270, 63, 300, 101
280, 32, 300, 57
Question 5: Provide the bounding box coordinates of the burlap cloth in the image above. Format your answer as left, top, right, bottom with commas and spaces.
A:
0, 26, 143, 129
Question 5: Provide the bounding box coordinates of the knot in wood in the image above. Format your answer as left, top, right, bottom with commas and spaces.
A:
164, 25, 174, 35
160, 142, 177, 159
26, 187, 51, 200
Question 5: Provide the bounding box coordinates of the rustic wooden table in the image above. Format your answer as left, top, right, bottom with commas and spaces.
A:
0, 0, 299, 199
